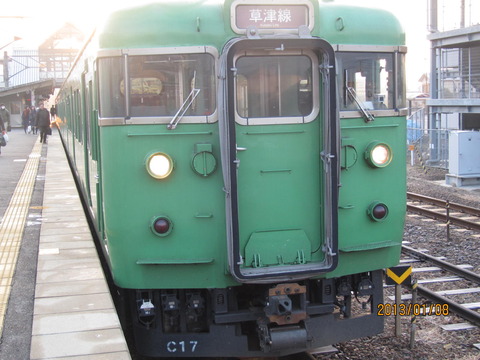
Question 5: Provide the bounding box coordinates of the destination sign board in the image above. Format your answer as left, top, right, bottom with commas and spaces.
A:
232, 3, 312, 33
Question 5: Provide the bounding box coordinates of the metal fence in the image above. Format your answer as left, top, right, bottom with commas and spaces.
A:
432, 0, 480, 32
407, 108, 450, 170
5, 50, 40, 87
438, 46, 480, 100
1, 48, 78, 88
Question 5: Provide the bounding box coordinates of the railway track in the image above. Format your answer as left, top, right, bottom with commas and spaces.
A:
400, 244, 480, 327
406, 192, 480, 231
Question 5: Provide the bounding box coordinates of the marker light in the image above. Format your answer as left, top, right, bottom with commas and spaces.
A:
151, 216, 173, 236
367, 202, 389, 222
365, 142, 392, 168
146, 153, 173, 179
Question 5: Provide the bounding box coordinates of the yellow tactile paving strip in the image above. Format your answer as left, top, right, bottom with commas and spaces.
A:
0, 140, 42, 335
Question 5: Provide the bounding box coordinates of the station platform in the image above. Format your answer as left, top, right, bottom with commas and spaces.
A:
0, 128, 131, 359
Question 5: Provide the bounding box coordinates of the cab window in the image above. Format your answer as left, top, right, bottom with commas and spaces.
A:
128, 54, 215, 118
98, 53, 216, 121
337, 52, 399, 111
235, 54, 317, 125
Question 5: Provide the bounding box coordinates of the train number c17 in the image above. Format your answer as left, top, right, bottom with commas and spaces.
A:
166, 340, 198, 353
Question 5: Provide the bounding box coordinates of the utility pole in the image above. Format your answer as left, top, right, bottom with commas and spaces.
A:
1, 36, 22, 87
3, 51, 8, 87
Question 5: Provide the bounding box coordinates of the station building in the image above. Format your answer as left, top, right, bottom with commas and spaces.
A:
0, 23, 83, 127
410, 0, 480, 186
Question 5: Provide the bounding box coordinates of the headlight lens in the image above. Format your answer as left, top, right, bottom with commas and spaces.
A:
365, 142, 392, 168
146, 153, 173, 179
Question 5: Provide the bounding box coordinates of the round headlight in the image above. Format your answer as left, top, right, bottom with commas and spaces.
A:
365, 142, 392, 168
146, 153, 173, 179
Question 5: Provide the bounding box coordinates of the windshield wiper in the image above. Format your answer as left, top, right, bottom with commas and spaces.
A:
167, 88, 201, 130
346, 87, 375, 123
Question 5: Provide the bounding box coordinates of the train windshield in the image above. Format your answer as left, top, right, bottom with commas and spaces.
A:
234, 54, 316, 124
337, 52, 405, 111
98, 53, 216, 119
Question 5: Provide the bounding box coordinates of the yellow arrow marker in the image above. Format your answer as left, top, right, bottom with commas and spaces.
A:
387, 266, 412, 285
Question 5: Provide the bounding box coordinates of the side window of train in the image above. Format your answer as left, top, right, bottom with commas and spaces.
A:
234, 52, 318, 125
98, 57, 126, 118
337, 51, 405, 112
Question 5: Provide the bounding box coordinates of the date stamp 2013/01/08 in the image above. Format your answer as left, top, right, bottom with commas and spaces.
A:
377, 303, 450, 316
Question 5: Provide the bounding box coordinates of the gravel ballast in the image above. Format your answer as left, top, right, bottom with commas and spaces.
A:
318, 164, 480, 360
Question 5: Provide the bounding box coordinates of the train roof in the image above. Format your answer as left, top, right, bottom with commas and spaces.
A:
97, 0, 405, 50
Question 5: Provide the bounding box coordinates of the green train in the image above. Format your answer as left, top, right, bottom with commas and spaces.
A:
56, 0, 406, 357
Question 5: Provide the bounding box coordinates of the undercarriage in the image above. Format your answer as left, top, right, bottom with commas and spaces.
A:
127, 270, 384, 358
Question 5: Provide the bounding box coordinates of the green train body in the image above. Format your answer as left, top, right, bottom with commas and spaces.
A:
56, 0, 406, 357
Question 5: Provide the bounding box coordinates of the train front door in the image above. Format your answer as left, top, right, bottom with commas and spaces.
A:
222, 38, 339, 282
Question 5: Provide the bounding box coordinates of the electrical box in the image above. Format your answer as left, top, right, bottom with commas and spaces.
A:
448, 131, 480, 176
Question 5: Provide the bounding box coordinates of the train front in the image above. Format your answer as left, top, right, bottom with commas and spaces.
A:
91, 0, 406, 357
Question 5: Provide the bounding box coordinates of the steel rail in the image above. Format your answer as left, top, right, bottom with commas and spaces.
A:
402, 245, 480, 326
407, 192, 480, 217
406, 203, 480, 231
402, 245, 480, 284
414, 285, 480, 327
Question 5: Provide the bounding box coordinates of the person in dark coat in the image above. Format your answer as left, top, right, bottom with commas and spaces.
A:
22, 106, 30, 133
36, 103, 51, 144
50, 105, 56, 120
29, 106, 37, 134
0, 104, 10, 132
0, 115, 5, 155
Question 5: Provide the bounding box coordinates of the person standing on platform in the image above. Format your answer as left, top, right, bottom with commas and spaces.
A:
22, 106, 30, 133
29, 106, 37, 134
0, 104, 11, 132
36, 103, 51, 144
50, 105, 56, 122
0, 114, 5, 155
